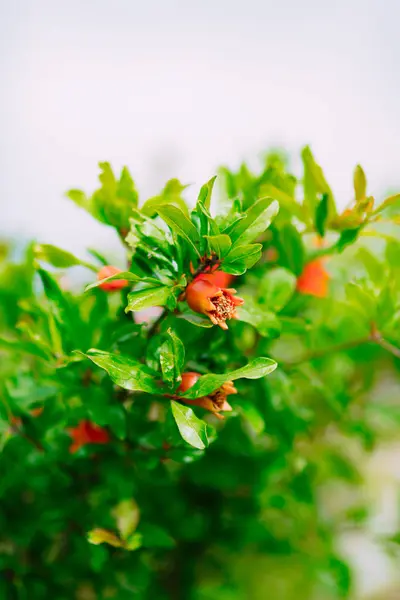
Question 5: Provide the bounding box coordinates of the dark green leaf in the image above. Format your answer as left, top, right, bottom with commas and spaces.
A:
315, 194, 329, 237
277, 224, 305, 275
259, 267, 297, 311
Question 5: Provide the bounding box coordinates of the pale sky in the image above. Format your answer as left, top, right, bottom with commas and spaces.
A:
1, 0, 399, 256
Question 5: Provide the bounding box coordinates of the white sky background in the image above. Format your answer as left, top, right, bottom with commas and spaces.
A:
1, 0, 399, 256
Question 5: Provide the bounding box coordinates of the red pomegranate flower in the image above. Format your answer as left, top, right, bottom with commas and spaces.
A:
297, 259, 329, 298
177, 371, 237, 419
185, 274, 244, 329
68, 420, 110, 453
97, 266, 128, 291
207, 271, 235, 288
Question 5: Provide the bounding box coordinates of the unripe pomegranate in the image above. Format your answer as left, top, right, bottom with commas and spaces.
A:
97, 266, 128, 292
177, 371, 237, 419
185, 274, 244, 330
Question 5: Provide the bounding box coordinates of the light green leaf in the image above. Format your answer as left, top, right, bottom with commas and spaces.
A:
82, 349, 161, 394
237, 301, 281, 337
125, 532, 143, 551
223, 244, 262, 275
302, 146, 336, 218
225, 197, 279, 245
87, 528, 123, 548
354, 165, 367, 202
177, 312, 213, 328
204, 234, 232, 258
238, 401, 265, 435
197, 176, 217, 210
156, 205, 201, 257
259, 267, 296, 311
180, 358, 277, 399
125, 286, 172, 312
34, 244, 97, 271
141, 179, 189, 218
170, 401, 209, 449
373, 193, 400, 215
112, 499, 140, 540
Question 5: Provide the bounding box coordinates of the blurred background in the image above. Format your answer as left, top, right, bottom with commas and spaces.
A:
1, 0, 400, 255
1, 1, 400, 598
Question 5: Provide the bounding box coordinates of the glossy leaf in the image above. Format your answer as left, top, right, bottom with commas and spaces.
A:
170, 401, 209, 449
180, 357, 277, 399
126, 286, 172, 312
82, 349, 161, 393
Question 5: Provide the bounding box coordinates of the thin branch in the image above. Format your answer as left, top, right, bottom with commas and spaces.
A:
286, 335, 371, 367
374, 337, 400, 359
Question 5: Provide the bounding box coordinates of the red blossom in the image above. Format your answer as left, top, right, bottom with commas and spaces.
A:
297, 259, 329, 298
68, 420, 110, 454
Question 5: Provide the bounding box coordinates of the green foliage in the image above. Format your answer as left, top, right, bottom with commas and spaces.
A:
1, 147, 400, 599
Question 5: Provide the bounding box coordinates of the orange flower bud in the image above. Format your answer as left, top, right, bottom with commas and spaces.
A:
97, 266, 128, 292
177, 371, 237, 419
185, 274, 244, 330
68, 420, 110, 454
297, 259, 329, 298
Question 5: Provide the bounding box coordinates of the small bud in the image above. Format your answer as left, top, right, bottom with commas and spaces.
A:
178, 371, 237, 419
297, 259, 329, 298
97, 266, 128, 292
185, 274, 244, 329
68, 420, 110, 453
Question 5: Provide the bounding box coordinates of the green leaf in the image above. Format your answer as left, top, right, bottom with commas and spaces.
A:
238, 400, 265, 435
112, 499, 140, 540
34, 244, 97, 271
336, 228, 361, 253
125, 286, 172, 312
159, 329, 185, 387
354, 165, 367, 202
125, 532, 143, 551
140, 523, 175, 549
276, 224, 305, 275
156, 205, 201, 257
373, 193, 400, 215
160, 328, 185, 387
180, 357, 277, 399
259, 267, 297, 311
197, 176, 217, 210
225, 197, 279, 245
223, 244, 263, 275
0, 336, 52, 361
315, 193, 329, 237
117, 166, 138, 206
302, 146, 336, 218
87, 528, 123, 548
82, 349, 161, 394
177, 311, 213, 328
141, 179, 189, 218
85, 271, 158, 292
237, 301, 281, 337
170, 401, 209, 449
203, 234, 232, 258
